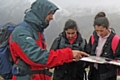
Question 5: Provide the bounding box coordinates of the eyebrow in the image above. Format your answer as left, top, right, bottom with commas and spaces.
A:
67, 32, 75, 34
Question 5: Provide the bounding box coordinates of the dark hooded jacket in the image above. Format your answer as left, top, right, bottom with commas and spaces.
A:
50, 32, 87, 80
87, 31, 120, 80
9, 0, 74, 80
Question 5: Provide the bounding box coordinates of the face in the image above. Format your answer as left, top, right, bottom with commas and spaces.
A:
94, 25, 109, 37
45, 11, 54, 23
65, 29, 77, 40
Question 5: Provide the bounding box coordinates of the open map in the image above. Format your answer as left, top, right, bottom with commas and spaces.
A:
80, 56, 120, 66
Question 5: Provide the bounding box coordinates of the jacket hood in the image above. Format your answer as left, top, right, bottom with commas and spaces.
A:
24, 0, 58, 31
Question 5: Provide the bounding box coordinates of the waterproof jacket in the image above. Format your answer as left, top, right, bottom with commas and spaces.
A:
9, 0, 73, 80
50, 32, 87, 80
87, 31, 120, 80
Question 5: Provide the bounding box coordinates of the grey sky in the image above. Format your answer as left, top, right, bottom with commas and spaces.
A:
29, 0, 120, 14
29, 0, 120, 8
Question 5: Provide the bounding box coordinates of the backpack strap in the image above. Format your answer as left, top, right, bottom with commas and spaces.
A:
28, 69, 52, 76
91, 35, 94, 45
12, 64, 52, 76
91, 34, 119, 54
17, 22, 35, 38
112, 35, 119, 54
80, 38, 86, 51
17, 22, 30, 30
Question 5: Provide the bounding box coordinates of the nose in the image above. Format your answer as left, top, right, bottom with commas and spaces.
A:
69, 34, 73, 39
50, 15, 53, 20
97, 31, 102, 36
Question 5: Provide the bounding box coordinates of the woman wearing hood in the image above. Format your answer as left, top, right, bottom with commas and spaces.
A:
9, 0, 89, 80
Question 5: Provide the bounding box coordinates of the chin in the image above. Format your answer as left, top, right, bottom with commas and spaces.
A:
101, 35, 104, 38
69, 38, 73, 40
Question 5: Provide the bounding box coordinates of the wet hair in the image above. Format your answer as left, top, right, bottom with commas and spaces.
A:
94, 12, 109, 29
63, 19, 78, 32
94, 12, 106, 19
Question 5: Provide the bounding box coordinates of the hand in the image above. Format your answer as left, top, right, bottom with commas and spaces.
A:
79, 51, 90, 57
72, 50, 89, 61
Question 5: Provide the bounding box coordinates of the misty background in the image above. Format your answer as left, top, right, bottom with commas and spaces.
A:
0, 0, 120, 49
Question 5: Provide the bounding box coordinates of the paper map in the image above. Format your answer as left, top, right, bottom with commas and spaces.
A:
80, 56, 120, 66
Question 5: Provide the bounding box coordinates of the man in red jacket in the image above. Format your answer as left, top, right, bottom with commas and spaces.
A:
9, 0, 89, 80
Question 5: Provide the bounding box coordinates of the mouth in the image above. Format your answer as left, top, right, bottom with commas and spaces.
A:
100, 35, 104, 38
68, 38, 73, 40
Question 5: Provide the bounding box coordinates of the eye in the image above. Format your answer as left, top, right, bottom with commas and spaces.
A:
67, 32, 71, 34
100, 30, 104, 32
71, 32, 75, 34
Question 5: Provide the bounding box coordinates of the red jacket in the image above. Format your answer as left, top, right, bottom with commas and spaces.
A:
9, 31, 73, 80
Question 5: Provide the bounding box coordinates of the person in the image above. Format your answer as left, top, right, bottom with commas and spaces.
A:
50, 19, 88, 80
8, 0, 89, 80
87, 12, 120, 80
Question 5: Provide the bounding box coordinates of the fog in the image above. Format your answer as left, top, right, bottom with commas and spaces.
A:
1, 0, 120, 49
29, 0, 120, 14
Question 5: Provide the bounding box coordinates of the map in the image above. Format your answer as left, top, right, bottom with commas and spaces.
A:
79, 56, 120, 66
